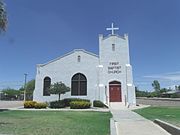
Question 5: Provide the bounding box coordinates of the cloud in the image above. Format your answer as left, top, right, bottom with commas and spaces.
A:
135, 82, 150, 85
143, 71, 180, 81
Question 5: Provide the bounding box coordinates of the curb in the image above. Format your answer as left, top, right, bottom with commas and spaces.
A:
137, 97, 180, 101
154, 119, 180, 135
8, 108, 110, 112
110, 118, 117, 135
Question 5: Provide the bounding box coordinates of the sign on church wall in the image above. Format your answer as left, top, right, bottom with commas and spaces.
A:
108, 62, 121, 74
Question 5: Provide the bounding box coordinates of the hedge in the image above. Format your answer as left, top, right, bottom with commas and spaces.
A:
63, 98, 90, 107
34, 102, 48, 109
49, 100, 65, 108
24, 101, 37, 108
70, 101, 91, 109
49, 98, 91, 108
93, 100, 105, 108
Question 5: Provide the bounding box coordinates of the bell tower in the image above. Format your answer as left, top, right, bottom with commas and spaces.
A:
98, 23, 136, 105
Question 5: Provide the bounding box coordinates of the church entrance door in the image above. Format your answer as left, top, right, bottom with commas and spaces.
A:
109, 81, 121, 102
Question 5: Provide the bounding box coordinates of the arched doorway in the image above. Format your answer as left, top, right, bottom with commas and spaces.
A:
109, 81, 121, 102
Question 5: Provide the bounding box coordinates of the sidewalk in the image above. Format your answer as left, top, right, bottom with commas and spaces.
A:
110, 103, 170, 135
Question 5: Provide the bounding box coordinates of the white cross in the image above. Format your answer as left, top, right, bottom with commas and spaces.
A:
106, 23, 119, 35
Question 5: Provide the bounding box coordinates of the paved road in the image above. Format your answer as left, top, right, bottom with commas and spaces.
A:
0, 101, 23, 109
137, 98, 180, 107
110, 103, 170, 135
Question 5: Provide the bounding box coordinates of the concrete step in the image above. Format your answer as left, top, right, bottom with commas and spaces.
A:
109, 102, 127, 110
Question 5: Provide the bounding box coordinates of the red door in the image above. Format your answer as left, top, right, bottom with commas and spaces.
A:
109, 83, 121, 102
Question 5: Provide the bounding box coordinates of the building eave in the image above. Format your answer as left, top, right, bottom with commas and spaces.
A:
102, 34, 127, 40
38, 49, 99, 67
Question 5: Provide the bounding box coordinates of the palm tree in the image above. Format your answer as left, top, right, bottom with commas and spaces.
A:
0, 0, 7, 32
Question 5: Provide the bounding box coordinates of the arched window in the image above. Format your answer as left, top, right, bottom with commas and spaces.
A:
43, 77, 51, 96
71, 73, 87, 96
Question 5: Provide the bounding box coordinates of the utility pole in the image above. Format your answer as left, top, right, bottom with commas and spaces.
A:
24, 73, 28, 101
0, 91, 2, 100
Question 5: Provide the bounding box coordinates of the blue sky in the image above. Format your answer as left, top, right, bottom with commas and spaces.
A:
1, 0, 180, 91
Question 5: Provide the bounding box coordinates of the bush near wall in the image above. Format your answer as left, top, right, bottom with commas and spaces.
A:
49, 100, 65, 108
49, 98, 91, 109
34, 102, 48, 109
70, 101, 91, 109
63, 98, 90, 107
93, 100, 105, 108
24, 101, 37, 108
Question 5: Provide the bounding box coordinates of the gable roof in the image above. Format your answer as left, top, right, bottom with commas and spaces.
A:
38, 49, 99, 67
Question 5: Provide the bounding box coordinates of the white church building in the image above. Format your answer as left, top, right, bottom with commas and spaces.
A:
33, 23, 136, 106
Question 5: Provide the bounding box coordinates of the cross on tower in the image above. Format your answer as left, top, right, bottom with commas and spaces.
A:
106, 23, 119, 35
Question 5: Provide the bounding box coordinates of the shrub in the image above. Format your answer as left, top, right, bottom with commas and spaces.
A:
24, 101, 37, 108
63, 98, 75, 106
147, 92, 158, 98
93, 100, 105, 108
170, 93, 180, 98
34, 102, 47, 109
63, 98, 90, 107
70, 101, 91, 109
49, 100, 65, 108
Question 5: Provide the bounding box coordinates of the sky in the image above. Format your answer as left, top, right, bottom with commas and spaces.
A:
0, 0, 180, 91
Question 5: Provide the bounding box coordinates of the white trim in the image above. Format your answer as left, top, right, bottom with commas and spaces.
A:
127, 84, 133, 86
126, 64, 131, 67
99, 84, 104, 87
102, 34, 126, 40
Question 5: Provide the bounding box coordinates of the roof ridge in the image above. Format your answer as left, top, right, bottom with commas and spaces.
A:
38, 49, 98, 67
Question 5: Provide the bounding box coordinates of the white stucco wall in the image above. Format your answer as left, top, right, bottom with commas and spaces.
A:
33, 49, 99, 102
99, 34, 136, 105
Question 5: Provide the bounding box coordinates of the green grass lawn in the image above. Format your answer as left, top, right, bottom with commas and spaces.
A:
134, 106, 180, 127
0, 110, 112, 135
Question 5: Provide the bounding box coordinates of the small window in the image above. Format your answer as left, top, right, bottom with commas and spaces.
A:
77, 55, 81, 62
112, 44, 115, 51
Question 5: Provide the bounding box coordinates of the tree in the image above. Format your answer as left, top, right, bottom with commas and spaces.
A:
0, 0, 8, 32
19, 79, 35, 100
49, 82, 70, 101
178, 85, 180, 90
152, 80, 160, 91
25, 79, 35, 100
175, 85, 180, 91
152, 80, 160, 96
2, 88, 21, 100
160, 88, 168, 93
135, 86, 150, 97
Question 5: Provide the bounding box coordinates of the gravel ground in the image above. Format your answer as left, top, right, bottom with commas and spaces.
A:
0, 101, 23, 109
136, 98, 180, 107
